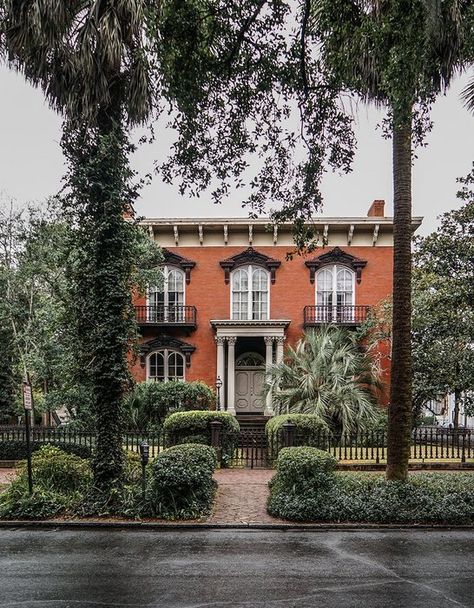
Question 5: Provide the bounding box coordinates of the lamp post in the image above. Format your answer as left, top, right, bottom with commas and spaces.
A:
215, 376, 223, 412
139, 441, 150, 500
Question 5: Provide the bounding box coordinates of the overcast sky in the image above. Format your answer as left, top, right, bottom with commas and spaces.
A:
1, 65, 473, 235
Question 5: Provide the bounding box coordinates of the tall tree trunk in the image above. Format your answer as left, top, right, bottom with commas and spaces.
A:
386, 109, 413, 481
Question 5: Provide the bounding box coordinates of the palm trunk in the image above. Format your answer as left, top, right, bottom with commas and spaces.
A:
386, 109, 413, 481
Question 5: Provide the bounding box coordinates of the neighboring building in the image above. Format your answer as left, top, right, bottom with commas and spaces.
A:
130, 200, 422, 417
424, 394, 474, 429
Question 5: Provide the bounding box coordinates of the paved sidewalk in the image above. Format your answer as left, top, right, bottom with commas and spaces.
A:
209, 469, 285, 524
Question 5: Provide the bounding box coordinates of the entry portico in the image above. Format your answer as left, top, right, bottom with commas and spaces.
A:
210, 320, 290, 416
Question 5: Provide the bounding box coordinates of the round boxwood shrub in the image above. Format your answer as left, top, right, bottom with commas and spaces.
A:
147, 443, 217, 519
0, 440, 92, 461
123, 380, 215, 429
266, 414, 329, 459
163, 411, 240, 465
273, 446, 337, 491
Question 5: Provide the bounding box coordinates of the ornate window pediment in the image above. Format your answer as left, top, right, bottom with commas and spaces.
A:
162, 249, 196, 285
305, 247, 367, 284
140, 335, 195, 368
220, 247, 281, 284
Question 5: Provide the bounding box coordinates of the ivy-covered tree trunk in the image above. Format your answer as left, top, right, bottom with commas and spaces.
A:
386, 110, 413, 482
63, 97, 135, 499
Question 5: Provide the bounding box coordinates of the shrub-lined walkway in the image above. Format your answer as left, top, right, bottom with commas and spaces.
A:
209, 469, 285, 524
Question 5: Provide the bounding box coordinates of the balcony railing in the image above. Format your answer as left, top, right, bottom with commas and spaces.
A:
135, 305, 197, 328
304, 305, 371, 327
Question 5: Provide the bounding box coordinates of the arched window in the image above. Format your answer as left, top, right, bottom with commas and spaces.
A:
147, 350, 185, 382
316, 265, 355, 321
231, 265, 269, 320
148, 266, 185, 322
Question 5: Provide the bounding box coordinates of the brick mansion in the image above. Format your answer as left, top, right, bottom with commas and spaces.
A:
130, 200, 423, 416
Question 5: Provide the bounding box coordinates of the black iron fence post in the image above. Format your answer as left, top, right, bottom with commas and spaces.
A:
210, 420, 223, 465
282, 422, 296, 448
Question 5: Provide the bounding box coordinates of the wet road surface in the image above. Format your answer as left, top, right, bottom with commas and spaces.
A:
0, 528, 472, 607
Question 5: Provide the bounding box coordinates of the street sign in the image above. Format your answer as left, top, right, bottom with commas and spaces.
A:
23, 382, 33, 411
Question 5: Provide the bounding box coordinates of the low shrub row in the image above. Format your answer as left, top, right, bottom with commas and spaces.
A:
267, 446, 474, 524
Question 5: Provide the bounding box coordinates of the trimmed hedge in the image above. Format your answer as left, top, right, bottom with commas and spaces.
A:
147, 443, 217, 519
0, 440, 92, 461
164, 411, 240, 465
267, 448, 474, 524
266, 414, 329, 459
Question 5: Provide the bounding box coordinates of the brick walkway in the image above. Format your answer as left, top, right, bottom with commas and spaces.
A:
208, 469, 285, 524
0, 468, 16, 487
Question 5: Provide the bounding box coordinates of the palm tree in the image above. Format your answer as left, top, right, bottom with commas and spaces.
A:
311, 0, 468, 479
2, 1, 158, 497
265, 326, 381, 435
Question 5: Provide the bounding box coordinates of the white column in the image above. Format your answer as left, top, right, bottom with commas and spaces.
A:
227, 337, 236, 415
264, 336, 275, 416
215, 336, 226, 412
276, 336, 285, 364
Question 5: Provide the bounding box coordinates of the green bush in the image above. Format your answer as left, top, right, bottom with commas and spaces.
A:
0, 445, 92, 519
268, 467, 474, 524
146, 443, 217, 519
123, 381, 214, 429
164, 411, 240, 465
0, 440, 92, 461
272, 447, 337, 492
266, 414, 329, 459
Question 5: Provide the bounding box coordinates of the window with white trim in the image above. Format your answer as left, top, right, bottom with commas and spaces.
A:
231, 265, 269, 320
147, 350, 185, 382
316, 265, 355, 321
148, 266, 185, 321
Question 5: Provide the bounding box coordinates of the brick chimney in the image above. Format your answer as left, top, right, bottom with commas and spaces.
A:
367, 199, 385, 217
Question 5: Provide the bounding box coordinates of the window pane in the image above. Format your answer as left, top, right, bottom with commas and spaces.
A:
252, 268, 268, 320
168, 352, 185, 381
232, 269, 249, 319
149, 352, 165, 382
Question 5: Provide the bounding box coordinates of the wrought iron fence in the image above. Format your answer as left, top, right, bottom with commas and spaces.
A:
1, 425, 472, 466
0, 426, 168, 459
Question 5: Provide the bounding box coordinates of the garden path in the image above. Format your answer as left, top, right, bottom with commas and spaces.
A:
0, 469, 16, 487
208, 469, 285, 524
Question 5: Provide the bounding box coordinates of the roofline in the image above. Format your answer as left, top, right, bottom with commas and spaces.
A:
140, 216, 423, 228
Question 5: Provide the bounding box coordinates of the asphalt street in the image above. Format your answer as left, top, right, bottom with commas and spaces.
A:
0, 528, 472, 607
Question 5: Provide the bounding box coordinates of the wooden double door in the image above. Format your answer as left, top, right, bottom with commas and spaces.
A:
235, 368, 265, 413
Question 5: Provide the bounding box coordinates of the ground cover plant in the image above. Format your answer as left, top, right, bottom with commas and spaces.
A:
0, 445, 92, 519
268, 447, 474, 524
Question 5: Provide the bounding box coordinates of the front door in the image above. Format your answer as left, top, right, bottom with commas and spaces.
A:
235, 369, 265, 413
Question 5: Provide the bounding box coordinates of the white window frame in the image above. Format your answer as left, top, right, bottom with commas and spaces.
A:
146, 349, 185, 382
315, 265, 355, 321
230, 265, 270, 321
147, 265, 185, 322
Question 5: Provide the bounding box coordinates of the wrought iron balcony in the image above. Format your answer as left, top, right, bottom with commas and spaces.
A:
304, 305, 371, 327
135, 305, 197, 329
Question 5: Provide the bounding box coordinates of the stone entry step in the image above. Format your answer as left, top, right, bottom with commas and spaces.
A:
236, 415, 271, 431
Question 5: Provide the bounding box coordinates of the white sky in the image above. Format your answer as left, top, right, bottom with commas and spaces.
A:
1, 66, 473, 235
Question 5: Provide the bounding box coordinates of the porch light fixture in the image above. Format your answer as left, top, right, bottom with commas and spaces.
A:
215, 376, 223, 412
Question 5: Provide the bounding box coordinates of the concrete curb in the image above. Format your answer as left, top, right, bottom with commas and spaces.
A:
0, 519, 473, 532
